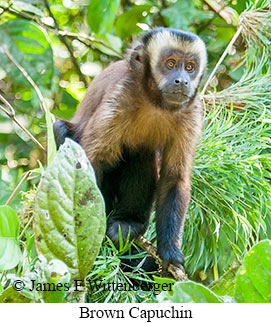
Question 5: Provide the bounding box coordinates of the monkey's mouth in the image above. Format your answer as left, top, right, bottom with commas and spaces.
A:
169, 90, 189, 96
163, 91, 190, 105
163, 89, 189, 96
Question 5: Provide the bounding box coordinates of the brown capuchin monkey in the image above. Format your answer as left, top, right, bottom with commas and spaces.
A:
54, 27, 207, 270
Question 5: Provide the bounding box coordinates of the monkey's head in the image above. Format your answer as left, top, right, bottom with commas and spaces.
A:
128, 28, 207, 111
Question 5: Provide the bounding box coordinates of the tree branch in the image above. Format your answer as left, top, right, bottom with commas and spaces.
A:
135, 236, 187, 281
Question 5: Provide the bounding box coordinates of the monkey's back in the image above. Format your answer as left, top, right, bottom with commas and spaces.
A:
71, 60, 130, 136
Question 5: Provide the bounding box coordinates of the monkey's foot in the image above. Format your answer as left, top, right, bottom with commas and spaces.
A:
158, 246, 185, 271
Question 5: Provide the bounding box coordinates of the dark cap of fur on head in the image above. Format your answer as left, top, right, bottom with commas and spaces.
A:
141, 27, 198, 46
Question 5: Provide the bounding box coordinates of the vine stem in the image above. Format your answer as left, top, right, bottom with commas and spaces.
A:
201, 25, 243, 96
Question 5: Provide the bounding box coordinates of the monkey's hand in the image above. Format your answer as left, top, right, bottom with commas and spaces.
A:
158, 245, 185, 271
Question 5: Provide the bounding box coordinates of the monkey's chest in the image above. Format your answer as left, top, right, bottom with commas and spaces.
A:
123, 106, 177, 149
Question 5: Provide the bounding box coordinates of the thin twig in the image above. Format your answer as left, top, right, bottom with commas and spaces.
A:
135, 236, 187, 281
201, 25, 243, 96
58, 31, 124, 58
119, 267, 134, 288
43, 0, 88, 87
0, 98, 45, 151
3, 47, 48, 114
0, 94, 15, 116
5, 170, 33, 205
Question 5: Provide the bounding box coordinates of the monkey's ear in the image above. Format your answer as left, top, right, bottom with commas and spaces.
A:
127, 41, 145, 70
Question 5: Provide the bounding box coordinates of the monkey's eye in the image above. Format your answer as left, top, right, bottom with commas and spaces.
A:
185, 62, 194, 72
166, 59, 176, 69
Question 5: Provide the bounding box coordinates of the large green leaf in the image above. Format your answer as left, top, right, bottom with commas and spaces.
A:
210, 263, 240, 297
34, 139, 106, 280
93, 33, 122, 57
0, 206, 21, 271
87, 0, 120, 33
0, 19, 53, 87
157, 281, 223, 303
116, 5, 152, 39
235, 240, 271, 303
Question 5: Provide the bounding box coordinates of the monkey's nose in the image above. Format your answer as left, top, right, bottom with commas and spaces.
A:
174, 79, 188, 86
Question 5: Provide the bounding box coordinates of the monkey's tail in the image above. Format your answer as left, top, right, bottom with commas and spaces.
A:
53, 120, 78, 149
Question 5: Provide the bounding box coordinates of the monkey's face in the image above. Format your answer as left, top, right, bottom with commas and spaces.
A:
154, 49, 200, 109
142, 28, 207, 111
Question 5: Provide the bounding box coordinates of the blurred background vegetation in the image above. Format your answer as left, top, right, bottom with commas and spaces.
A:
0, 0, 271, 300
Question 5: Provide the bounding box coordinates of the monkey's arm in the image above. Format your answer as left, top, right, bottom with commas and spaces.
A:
155, 145, 194, 268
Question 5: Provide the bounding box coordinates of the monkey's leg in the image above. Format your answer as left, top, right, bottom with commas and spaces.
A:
155, 177, 190, 268
106, 148, 156, 248
98, 164, 122, 216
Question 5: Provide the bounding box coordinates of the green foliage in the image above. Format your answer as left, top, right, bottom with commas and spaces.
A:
158, 240, 271, 303
34, 139, 106, 280
0, 19, 53, 87
86, 238, 158, 303
1, 256, 71, 303
209, 263, 239, 297
161, 0, 206, 31
235, 240, 271, 302
11, 1, 44, 17
158, 281, 223, 303
0, 287, 31, 303
184, 104, 271, 275
183, 1, 271, 276
45, 107, 57, 166
0, 205, 21, 270
38, 258, 71, 303
116, 5, 152, 38
92, 33, 122, 57
87, 0, 120, 34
